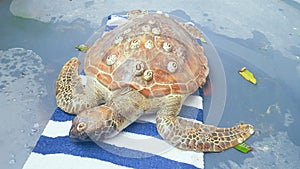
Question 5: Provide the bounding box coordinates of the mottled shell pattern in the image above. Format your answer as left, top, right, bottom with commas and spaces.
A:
84, 12, 209, 97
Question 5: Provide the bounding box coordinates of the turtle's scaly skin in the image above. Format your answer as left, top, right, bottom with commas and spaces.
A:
56, 10, 254, 152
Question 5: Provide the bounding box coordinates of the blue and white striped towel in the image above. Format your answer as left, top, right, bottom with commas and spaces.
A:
23, 14, 205, 169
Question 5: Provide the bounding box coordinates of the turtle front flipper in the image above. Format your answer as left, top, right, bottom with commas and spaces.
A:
156, 95, 255, 152
56, 57, 101, 114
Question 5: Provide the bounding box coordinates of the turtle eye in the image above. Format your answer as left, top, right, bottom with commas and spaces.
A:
77, 122, 87, 132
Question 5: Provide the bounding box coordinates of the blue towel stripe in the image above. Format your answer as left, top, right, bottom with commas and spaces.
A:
50, 107, 75, 122
123, 121, 160, 137
33, 136, 198, 169
180, 105, 203, 121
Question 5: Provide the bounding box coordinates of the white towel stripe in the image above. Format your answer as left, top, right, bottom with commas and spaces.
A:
183, 95, 203, 109
42, 120, 72, 137
138, 114, 156, 123
106, 15, 128, 26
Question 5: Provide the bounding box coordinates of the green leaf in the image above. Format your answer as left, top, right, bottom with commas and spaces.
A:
75, 44, 90, 53
234, 143, 253, 153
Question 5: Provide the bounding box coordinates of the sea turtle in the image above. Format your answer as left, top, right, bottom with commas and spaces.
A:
56, 10, 254, 152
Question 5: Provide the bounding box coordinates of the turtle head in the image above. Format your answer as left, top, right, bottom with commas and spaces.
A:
69, 106, 118, 142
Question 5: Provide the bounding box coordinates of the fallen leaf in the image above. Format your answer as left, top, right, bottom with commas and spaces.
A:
234, 142, 254, 153
75, 44, 90, 53
199, 37, 207, 43
239, 67, 257, 84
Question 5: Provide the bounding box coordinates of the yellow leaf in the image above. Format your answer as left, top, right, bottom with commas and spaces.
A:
199, 37, 207, 43
239, 67, 257, 84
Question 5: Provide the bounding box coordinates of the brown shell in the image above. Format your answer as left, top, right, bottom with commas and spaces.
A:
84, 13, 209, 97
